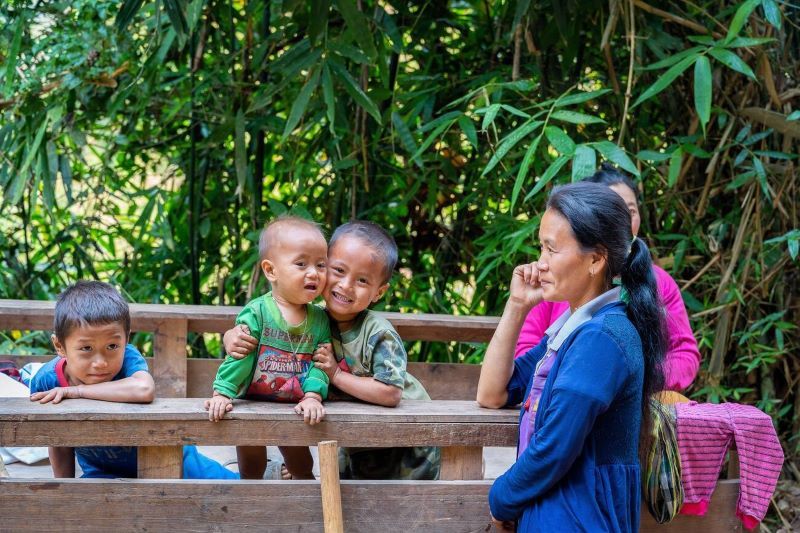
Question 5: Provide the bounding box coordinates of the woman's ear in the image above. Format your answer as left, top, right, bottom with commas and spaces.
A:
261, 259, 277, 283
590, 249, 608, 277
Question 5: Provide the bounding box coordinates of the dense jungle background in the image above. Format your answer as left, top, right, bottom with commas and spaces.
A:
1, 0, 798, 525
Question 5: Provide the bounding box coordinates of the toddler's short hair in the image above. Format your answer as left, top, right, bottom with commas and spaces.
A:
330, 221, 398, 284
258, 215, 324, 261
54, 281, 131, 341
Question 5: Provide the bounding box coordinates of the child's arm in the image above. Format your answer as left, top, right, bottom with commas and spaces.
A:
49, 446, 76, 478
313, 344, 402, 407
29, 371, 155, 404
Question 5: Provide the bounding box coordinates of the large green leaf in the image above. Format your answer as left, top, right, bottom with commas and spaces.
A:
282, 66, 321, 138
593, 141, 640, 177
309, 0, 331, 45
725, 0, 761, 44
392, 112, 421, 167
528, 155, 570, 200
328, 59, 382, 123
335, 0, 377, 60
571, 145, 596, 181
512, 134, 543, 210
550, 110, 605, 125
709, 48, 755, 79
694, 56, 712, 134
632, 55, 697, 108
3, 17, 23, 98
761, 0, 781, 29
458, 115, 478, 149
667, 147, 683, 187
544, 126, 576, 155
482, 120, 542, 176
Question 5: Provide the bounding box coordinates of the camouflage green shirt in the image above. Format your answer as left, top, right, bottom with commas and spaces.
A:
330, 310, 440, 480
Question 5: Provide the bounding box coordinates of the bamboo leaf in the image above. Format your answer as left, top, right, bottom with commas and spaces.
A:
554, 89, 612, 106
571, 145, 596, 181
725, 36, 775, 47
636, 150, 670, 162
309, 0, 331, 45
632, 55, 697, 108
667, 147, 683, 187
3, 18, 23, 98
694, 56, 712, 134
409, 120, 453, 163
544, 126, 575, 155
709, 48, 755, 79
335, 0, 377, 60
593, 141, 640, 176
639, 46, 704, 71
115, 0, 144, 31
321, 63, 336, 132
482, 120, 542, 176
761, 0, 781, 30
282, 66, 321, 138
528, 155, 570, 200
787, 111, 800, 121
458, 115, 478, 149
163, 0, 189, 39
512, 134, 542, 210
328, 59, 382, 123
481, 103, 502, 131
550, 110, 605, 125
392, 112, 421, 167
725, 0, 761, 44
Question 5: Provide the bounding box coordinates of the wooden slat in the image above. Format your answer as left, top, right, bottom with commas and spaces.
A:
440, 446, 483, 480
0, 299, 499, 342
0, 478, 742, 532
137, 446, 183, 478
0, 398, 518, 448
152, 318, 188, 397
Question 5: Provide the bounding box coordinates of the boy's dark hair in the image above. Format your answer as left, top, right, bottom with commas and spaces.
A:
258, 214, 324, 261
330, 221, 398, 283
54, 281, 131, 341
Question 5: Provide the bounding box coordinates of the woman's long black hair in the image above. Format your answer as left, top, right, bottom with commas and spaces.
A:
546, 181, 666, 434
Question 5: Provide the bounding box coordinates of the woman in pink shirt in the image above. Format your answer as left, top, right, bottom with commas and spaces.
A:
515, 164, 701, 391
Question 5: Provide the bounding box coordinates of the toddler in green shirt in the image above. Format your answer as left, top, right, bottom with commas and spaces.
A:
205, 215, 330, 479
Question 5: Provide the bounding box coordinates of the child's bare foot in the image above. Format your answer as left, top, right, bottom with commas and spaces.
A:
280, 463, 314, 480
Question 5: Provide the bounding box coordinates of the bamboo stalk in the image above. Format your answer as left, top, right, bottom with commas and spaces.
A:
318, 440, 344, 533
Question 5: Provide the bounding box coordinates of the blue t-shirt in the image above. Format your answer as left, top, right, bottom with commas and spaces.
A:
29, 345, 148, 478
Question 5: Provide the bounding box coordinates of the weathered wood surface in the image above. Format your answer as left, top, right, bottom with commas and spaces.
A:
0, 398, 518, 448
0, 299, 499, 342
318, 441, 345, 533
137, 446, 183, 478
440, 446, 484, 480
152, 318, 188, 398
3, 356, 482, 401
0, 478, 742, 533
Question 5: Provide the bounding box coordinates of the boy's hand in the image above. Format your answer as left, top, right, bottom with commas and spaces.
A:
294, 393, 325, 425
30, 386, 80, 404
223, 324, 258, 359
312, 343, 338, 381
204, 392, 233, 422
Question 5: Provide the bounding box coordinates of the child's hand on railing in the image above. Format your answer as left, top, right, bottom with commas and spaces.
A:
30, 386, 81, 404
294, 393, 325, 425
223, 324, 258, 359
204, 392, 233, 422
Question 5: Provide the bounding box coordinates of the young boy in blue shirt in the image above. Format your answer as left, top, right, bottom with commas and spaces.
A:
29, 280, 236, 479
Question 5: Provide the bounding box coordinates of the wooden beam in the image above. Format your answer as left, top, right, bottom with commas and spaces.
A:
152, 318, 188, 398
137, 446, 183, 478
0, 399, 518, 448
0, 479, 742, 532
440, 446, 483, 480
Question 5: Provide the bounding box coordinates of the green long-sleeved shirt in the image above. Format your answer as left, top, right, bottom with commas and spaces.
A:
213, 292, 330, 401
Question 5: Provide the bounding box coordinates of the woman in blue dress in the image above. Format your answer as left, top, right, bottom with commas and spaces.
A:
477, 182, 666, 532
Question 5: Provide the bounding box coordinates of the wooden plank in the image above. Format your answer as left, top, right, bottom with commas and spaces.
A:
0, 299, 499, 343
0, 478, 741, 532
440, 446, 483, 480
0, 399, 518, 448
137, 446, 183, 478
153, 318, 188, 398
318, 441, 344, 533
639, 480, 742, 532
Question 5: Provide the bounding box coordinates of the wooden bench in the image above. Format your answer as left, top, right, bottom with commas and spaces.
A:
0, 299, 743, 531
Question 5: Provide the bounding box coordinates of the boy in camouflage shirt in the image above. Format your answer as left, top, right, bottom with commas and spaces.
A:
313, 221, 439, 479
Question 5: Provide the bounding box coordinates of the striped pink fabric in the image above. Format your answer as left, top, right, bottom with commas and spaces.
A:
675, 401, 784, 529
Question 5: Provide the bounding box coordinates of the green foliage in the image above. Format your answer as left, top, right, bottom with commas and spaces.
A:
1, 0, 799, 494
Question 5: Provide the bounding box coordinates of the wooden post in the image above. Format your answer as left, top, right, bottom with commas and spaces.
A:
153, 318, 188, 398
318, 440, 344, 533
138, 446, 183, 478
727, 449, 740, 479
440, 446, 483, 480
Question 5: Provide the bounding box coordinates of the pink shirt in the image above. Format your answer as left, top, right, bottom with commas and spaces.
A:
514, 265, 701, 391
